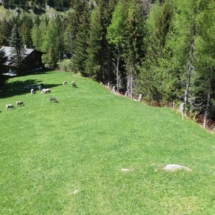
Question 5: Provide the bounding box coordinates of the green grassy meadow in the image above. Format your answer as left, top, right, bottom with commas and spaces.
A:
1, 70, 215, 214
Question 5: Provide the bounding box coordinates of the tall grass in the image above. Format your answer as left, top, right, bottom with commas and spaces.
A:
0, 71, 215, 214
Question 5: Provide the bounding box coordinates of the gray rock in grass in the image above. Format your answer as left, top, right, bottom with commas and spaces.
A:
163, 164, 191, 172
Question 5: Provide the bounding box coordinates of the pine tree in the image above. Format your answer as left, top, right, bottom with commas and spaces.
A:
55, 15, 66, 65
0, 49, 8, 87
123, 0, 146, 97
160, 0, 199, 115
19, 15, 33, 48
9, 24, 24, 75
0, 17, 17, 46
189, 0, 215, 125
137, 0, 173, 101
85, 5, 102, 79
73, 2, 90, 74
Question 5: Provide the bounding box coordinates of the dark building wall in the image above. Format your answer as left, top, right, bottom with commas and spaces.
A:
22, 50, 43, 72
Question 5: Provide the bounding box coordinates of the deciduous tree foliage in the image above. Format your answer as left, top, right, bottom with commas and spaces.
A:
106, 0, 127, 90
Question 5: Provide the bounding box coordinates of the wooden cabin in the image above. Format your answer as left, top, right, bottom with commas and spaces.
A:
0, 46, 44, 75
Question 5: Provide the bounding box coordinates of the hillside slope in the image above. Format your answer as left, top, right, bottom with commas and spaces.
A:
0, 71, 215, 214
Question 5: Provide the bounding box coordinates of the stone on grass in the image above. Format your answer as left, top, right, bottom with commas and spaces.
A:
163, 164, 191, 172
121, 168, 130, 172
73, 190, 79, 194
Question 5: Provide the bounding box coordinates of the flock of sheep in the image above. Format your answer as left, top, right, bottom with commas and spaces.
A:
5, 81, 78, 110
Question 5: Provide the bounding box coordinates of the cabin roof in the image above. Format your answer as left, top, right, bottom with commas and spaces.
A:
0, 46, 42, 67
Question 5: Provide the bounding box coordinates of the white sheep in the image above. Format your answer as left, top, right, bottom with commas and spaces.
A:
45, 88, 51, 93
71, 81, 77, 88
63, 81, 67, 85
16, 101, 24, 106
30, 89, 34, 94
6, 104, 15, 110
41, 88, 51, 94
41, 89, 46, 94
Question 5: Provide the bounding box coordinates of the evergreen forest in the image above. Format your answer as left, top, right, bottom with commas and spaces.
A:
1, 0, 215, 123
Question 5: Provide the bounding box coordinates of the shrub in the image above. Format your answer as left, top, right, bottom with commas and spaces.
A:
57, 59, 73, 72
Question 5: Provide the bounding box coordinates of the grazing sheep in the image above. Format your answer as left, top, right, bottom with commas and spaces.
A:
45, 88, 51, 93
63, 81, 67, 85
16, 101, 24, 106
71, 81, 77, 88
41, 88, 51, 94
30, 89, 34, 94
50, 97, 58, 103
6, 104, 15, 110
41, 89, 46, 94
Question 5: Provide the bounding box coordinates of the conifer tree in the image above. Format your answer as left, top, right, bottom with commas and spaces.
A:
63, 0, 86, 58
73, 2, 90, 74
162, 0, 200, 114
137, 0, 173, 101
9, 24, 24, 75
123, 0, 146, 97
189, 0, 215, 125
0, 49, 8, 87
19, 15, 33, 48
0, 17, 17, 46
85, 6, 102, 79
98, 0, 114, 83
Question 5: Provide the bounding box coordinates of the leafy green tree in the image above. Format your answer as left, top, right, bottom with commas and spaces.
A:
31, 16, 42, 50
45, 43, 58, 68
41, 18, 58, 67
106, 0, 127, 90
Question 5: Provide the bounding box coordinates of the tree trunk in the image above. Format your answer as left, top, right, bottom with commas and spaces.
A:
203, 80, 211, 129
116, 43, 120, 93
183, 23, 195, 115
130, 73, 133, 98
108, 45, 110, 86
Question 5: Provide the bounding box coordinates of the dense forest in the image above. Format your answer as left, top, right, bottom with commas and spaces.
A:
1, 0, 215, 123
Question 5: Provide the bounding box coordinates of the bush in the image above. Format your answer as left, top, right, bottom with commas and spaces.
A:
57, 60, 73, 72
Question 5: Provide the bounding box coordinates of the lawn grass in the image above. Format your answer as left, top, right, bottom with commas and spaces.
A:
1, 70, 215, 214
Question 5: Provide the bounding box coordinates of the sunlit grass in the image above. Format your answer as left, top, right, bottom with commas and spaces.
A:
0, 70, 215, 214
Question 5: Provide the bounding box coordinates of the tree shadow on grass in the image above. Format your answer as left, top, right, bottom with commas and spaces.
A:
0, 79, 61, 98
